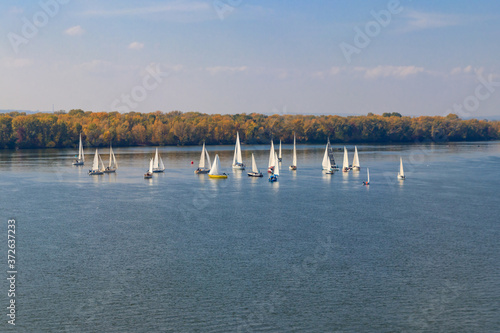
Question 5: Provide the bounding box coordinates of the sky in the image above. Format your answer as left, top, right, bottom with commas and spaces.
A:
1, 0, 500, 118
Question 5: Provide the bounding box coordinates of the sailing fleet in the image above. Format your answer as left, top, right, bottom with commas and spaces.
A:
73, 133, 407, 182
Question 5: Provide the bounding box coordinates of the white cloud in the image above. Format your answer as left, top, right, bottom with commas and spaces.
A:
450, 65, 484, 75
363, 65, 425, 79
65, 25, 85, 36
311, 65, 427, 80
206, 66, 248, 75
2, 58, 34, 69
128, 42, 144, 50
400, 10, 465, 33
83, 2, 210, 17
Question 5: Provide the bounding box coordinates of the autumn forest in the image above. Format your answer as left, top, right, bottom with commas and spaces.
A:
0, 109, 499, 149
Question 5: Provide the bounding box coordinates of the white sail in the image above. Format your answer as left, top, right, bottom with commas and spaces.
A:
78, 133, 84, 161
353, 146, 360, 168
112, 148, 117, 168
149, 158, 153, 173
399, 157, 404, 177
322, 143, 331, 170
343, 146, 349, 170
153, 148, 159, 169
92, 149, 100, 171
159, 156, 165, 171
109, 145, 117, 168
274, 153, 280, 176
99, 154, 105, 171
367, 168, 370, 183
205, 146, 211, 169
209, 154, 222, 175
268, 141, 275, 168
292, 135, 297, 166
251, 153, 259, 173
279, 140, 282, 160
233, 132, 243, 165
199, 143, 206, 168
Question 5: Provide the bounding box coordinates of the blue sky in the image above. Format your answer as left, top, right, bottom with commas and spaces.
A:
1, 0, 499, 117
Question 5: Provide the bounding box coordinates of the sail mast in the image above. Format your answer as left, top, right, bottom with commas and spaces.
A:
268, 141, 275, 168
112, 147, 117, 168
92, 149, 99, 171
235, 132, 243, 164
199, 142, 206, 168
154, 148, 159, 169
78, 133, 84, 161
109, 145, 113, 167
205, 145, 211, 169
343, 146, 349, 170
353, 146, 359, 168
209, 154, 221, 175
251, 153, 258, 173
322, 144, 331, 170
274, 153, 280, 176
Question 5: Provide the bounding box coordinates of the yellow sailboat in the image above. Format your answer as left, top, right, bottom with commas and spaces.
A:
208, 154, 228, 179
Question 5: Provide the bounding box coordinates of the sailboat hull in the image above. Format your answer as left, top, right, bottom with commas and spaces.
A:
209, 174, 228, 179
72, 160, 84, 166
88, 170, 103, 175
195, 168, 210, 174
289, 165, 297, 170
352, 166, 360, 171
144, 172, 153, 179
397, 174, 405, 180
152, 169, 164, 173
268, 175, 278, 182
103, 168, 116, 173
247, 172, 263, 177
232, 164, 245, 170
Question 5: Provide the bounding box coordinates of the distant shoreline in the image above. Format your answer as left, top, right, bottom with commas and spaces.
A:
0, 110, 499, 149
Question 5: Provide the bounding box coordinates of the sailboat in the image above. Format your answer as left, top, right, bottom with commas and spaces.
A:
289, 134, 297, 170
88, 149, 105, 175
342, 146, 350, 172
247, 153, 263, 177
195, 142, 211, 174
363, 168, 370, 186
326, 138, 339, 171
209, 154, 228, 179
397, 157, 405, 180
352, 146, 360, 171
152, 148, 165, 173
267, 140, 275, 173
103, 144, 118, 173
232, 132, 245, 170
322, 141, 334, 174
72, 133, 85, 165
269, 153, 280, 182
278, 140, 282, 162
144, 158, 153, 179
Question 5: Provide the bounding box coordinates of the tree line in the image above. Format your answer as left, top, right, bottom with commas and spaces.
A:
0, 109, 498, 149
